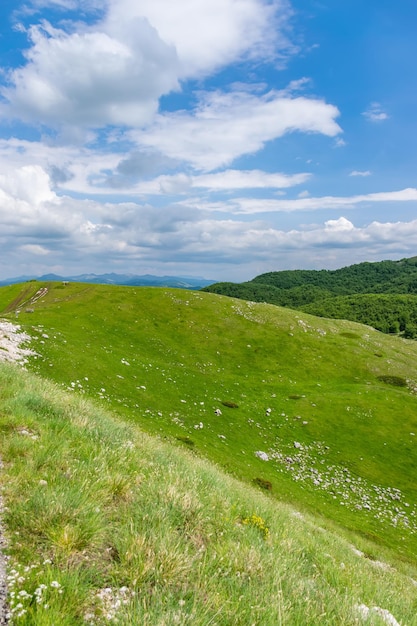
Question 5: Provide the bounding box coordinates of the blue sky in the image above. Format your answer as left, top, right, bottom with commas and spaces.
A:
0, 0, 416, 281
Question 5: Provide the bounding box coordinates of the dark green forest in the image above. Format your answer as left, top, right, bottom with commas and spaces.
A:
202, 257, 417, 338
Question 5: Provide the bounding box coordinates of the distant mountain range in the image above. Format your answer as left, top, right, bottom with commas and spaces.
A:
0, 273, 216, 290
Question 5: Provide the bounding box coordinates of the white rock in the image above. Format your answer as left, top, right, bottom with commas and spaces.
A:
355, 604, 401, 626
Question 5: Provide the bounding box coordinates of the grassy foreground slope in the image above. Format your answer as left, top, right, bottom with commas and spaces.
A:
1, 363, 417, 625
2, 282, 417, 564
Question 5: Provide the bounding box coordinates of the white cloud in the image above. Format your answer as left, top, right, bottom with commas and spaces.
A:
0, 137, 131, 198
121, 169, 310, 196
202, 187, 417, 214
106, 0, 295, 79
192, 170, 311, 191
28, 0, 85, 8
137, 89, 341, 171
2, 0, 296, 133
1, 164, 417, 280
0, 137, 314, 197
2, 18, 179, 128
0, 164, 56, 205
20, 244, 50, 256
349, 170, 371, 177
324, 217, 356, 232
362, 102, 389, 122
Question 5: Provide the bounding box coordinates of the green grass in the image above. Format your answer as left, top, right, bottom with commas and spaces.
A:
2, 281, 417, 566
1, 362, 417, 624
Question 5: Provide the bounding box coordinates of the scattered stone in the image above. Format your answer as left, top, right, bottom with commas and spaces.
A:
355, 604, 401, 626
0, 321, 38, 365
255, 451, 269, 461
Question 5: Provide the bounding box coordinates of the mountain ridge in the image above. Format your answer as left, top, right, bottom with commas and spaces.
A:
0, 272, 216, 290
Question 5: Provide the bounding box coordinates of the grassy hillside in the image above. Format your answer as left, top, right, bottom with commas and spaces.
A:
2, 281, 417, 566
202, 257, 417, 337
1, 362, 417, 624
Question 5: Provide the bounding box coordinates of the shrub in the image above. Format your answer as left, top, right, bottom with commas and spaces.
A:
376, 375, 407, 387
221, 401, 239, 408
176, 436, 195, 447
253, 477, 272, 491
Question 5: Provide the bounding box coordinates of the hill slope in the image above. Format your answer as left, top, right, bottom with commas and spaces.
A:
1, 362, 417, 624
1, 281, 417, 564
202, 257, 417, 337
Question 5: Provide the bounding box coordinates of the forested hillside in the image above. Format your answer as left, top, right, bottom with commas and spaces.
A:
302, 294, 417, 336
202, 257, 417, 337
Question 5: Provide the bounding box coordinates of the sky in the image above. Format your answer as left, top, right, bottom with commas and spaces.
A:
0, 0, 417, 282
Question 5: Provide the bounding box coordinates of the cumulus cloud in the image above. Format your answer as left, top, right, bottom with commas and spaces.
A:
0, 165, 77, 243
0, 138, 125, 197
0, 164, 56, 205
362, 102, 389, 122
2, 19, 179, 128
105, 0, 295, 79
0, 1, 413, 282
2, 0, 295, 132
1, 164, 417, 279
137, 89, 341, 171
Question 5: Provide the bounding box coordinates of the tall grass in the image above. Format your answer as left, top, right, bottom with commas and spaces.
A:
1, 362, 417, 624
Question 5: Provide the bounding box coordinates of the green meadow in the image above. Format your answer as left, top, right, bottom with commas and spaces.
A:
1, 280, 417, 623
